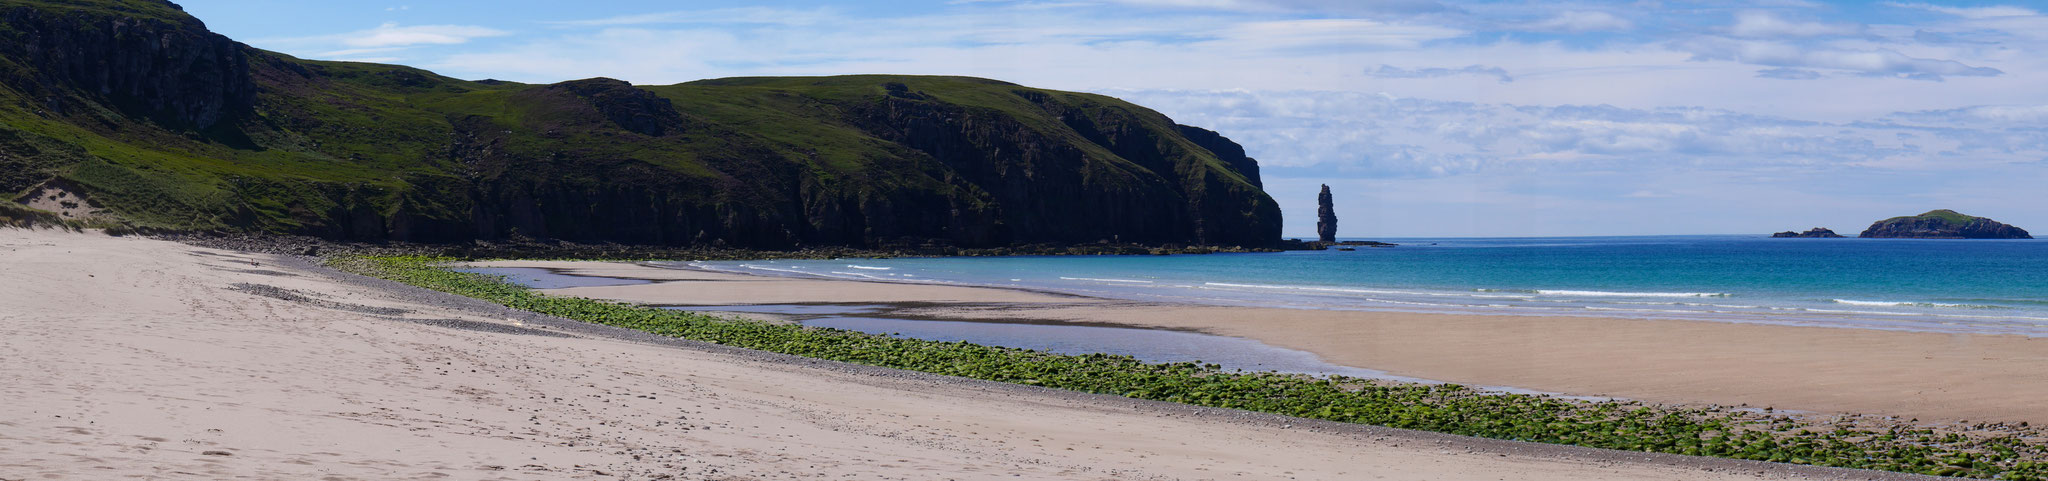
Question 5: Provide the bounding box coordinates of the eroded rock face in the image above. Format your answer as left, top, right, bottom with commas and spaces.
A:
538, 78, 686, 137
1772, 228, 1844, 238
0, 3, 253, 129
1859, 211, 2032, 239
1175, 125, 1261, 189
1316, 185, 1337, 243
845, 90, 1280, 247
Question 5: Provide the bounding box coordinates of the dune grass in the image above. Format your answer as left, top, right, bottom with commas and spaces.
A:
0, 203, 80, 230
335, 254, 2048, 480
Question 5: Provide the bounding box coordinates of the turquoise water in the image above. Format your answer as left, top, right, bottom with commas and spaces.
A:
680, 236, 2048, 336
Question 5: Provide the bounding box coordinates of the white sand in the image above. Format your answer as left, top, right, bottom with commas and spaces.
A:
0, 229, 1889, 480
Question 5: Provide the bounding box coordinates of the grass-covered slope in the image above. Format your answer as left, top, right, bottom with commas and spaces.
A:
0, 0, 1279, 248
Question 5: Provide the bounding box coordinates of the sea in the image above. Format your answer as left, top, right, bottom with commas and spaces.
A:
677, 235, 2048, 337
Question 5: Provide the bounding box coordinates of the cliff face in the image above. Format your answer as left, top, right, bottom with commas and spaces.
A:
1858, 210, 2032, 239
0, 1, 252, 129
1174, 125, 1261, 189
0, 0, 1281, 248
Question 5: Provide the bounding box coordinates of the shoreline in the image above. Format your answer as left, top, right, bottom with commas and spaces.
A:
679, 257, 2048, 338
3, 228, 1951, 480
490, 259, 2048, 425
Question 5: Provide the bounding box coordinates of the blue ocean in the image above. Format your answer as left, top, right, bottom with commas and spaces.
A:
680, 236, 2048, 336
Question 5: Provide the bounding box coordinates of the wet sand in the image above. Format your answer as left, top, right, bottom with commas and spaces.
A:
4, 230, 1927, 480
512, 260, 2048, 425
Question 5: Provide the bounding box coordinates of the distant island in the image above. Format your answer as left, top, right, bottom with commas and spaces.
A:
1771, 228, 1844, 238
1858, 210, 2032, 239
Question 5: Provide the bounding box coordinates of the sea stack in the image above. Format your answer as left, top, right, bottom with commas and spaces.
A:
1316, 185, 1338, 243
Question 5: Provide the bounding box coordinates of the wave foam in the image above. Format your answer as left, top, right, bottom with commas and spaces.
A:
845, 265, 893, 270
828, 271, 889, 280
1831, 299, 2006, 309
1536, 290, 1731, 298
739, 264, 818, 276
1060, 277, 1154, 284
1205, 282, 1432, 296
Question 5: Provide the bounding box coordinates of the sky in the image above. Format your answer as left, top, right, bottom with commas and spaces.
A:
177, 0, 2048, 237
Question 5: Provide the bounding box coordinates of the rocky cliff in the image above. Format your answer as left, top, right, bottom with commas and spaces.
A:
1858, 210, 2032, 239
0, 1, 250, 130
0, 0, 1281, 248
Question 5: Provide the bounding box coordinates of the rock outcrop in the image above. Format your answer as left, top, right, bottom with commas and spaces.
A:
1858, 210, 2032, 239
529, 78, 687, 137
1772, 228, 1844, 238
1316, 185, 1337, 243
0, 1, 253, 129
1174, 125, 1261, 188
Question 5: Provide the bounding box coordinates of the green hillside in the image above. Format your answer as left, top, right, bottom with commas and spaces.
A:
0, 0, 1279, 248
1882, 210, 1975, 226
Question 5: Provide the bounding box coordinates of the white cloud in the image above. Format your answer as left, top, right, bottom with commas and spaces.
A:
1119, 89, 2048, 236
315, 47, 407, 58
1218, 19, 1464, 49
337, 23, 510, 48
1100, 0, 1451, 15
1107, 89, 2043, 176
1676, 37, 2001, 80
1727, 11, 1863, 38
1889, 104, 2048, 125
1368, 64, 1512, 82
1524, 11, 1634, 32
542, 7, 837, 27
1755, 67, 1823, 79
1881, 2, 2040, 19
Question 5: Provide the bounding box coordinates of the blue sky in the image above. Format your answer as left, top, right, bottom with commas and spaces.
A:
178, 0, 2048, 237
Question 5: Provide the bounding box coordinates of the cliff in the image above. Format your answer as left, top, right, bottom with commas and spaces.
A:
1858, 210, 2032, 239
1771, 228, 1843, 238
0, 0, 1280, 248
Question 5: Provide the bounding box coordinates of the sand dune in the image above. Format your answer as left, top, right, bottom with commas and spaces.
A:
2, 229, 1925, 480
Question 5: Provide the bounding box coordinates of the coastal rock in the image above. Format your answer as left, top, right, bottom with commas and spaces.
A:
1771, 228, 1844, 238
1174, 125, 1262, 188
1316, 185, 1337, 243
1858, 210, 2032, 239
0, 1, 254, 130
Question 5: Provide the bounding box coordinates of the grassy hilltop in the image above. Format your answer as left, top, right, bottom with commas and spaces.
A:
0, 0, 1279, 248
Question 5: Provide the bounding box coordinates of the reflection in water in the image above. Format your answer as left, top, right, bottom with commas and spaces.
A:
670, 304, 891, 316
803, 316, 1423, 381
454, 267, 653, 289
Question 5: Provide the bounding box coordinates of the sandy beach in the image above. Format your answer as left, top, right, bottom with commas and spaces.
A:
513, 260, 2048, 425
3, 229, 1942, 480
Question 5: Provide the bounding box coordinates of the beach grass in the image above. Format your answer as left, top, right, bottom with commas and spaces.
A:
335, 254, 2048, 480
0, 203, 80, 231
